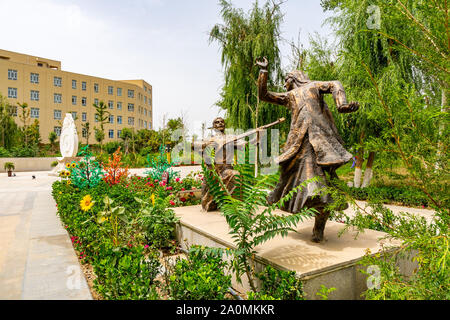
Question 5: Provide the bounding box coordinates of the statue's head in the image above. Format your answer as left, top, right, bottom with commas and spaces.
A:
285, 70, 310, 91
212, 117, 225, 133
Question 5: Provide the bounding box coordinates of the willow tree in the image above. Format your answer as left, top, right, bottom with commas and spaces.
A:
0, 93, 18, 149
209, 0, 289, 132
318, 0, 443, 187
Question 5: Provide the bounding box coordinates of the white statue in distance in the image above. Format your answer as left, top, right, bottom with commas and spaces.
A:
60, 114, 78, 157
49, 113, 80, 176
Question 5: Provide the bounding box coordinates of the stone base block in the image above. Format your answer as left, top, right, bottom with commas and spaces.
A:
174, 205, 416, 300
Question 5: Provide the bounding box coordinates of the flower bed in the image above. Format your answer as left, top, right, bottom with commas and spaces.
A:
51, 147, 234, 300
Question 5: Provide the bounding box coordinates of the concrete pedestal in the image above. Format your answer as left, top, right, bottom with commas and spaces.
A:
174, 205, 416, 300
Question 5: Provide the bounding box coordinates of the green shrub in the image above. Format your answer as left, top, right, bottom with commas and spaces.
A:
348, 185, 438, 208
104, 141, 121, 155
248, 265, 305, 300
92, 244, 161, 300
0, 147, 11, 157
10, 145, 38, 157
168, 246, 232, 300
136, 197, 179, 250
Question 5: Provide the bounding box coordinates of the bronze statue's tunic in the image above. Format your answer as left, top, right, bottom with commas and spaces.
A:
257, 60, 359, 242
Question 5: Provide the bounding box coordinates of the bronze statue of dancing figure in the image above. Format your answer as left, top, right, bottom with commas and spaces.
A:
256, 57, 359, 243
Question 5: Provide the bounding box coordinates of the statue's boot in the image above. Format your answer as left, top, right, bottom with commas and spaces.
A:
267, 182, 284, 205
312, 209, 331, 243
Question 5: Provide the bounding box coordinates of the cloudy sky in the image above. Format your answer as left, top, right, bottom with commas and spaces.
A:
0, 0, 333, 136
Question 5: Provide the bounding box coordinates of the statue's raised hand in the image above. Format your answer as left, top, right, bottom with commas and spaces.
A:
256, 57, 269, 70
338, 101, 359, 113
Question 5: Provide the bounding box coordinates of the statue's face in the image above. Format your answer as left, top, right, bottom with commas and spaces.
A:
213, 118, 225, 132
285, 78, 295, 91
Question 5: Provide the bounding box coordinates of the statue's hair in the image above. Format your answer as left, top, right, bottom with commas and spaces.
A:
285, 70, 310, 87
209, 117, 225, 129
213, 117, 225, 123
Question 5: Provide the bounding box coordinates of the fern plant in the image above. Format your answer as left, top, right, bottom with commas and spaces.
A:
202, 161, 318, 291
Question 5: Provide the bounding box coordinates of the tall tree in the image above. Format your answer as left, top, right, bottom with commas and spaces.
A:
209, 0, 288, 132
0, 93, 18, 149
81, 121, 91, 145
93, 101, 110, 152
17, 102, 31, 147
318, 0, 444, 187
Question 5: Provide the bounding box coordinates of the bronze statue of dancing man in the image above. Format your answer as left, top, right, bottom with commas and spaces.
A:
256, 57, 359, 243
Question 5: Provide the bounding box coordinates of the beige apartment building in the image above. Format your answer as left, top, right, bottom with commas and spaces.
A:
0, 49, 153, 143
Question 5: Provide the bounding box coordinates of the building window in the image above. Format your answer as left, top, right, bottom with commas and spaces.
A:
72, 95, 77, 105
144, 96, 147, 104
54, 126, 61, 137
82, 97, 87, 106
128, 89, 134, 98
30, 90, 39, 101
30, 73, 39, 84
128, 103, 134, 112
108, 100, 114, 109
94, 83, 99, 93
8, 69, 18, 80
108, 86, 113, 95
148, 97, 152, 106
82, 127, 87, 138
95, 114, 98, 122
71, 112, 77, 120
54, 109, 62, 120
94, 98, 99, 106
82, 81, 87, 91
72, 79, 77, 89
54, 76, 62, 87
82, 112, 87, 122
117, 130, 121, 138
117, 102, 122, 110
128, 117, 134, 125
144, 108, 147, 116
109, 115, 114, 124
108, 130, 114, 139
144, 85, 147, 92
144, 120, 147, 128
30, 107, 39, 118
8, 87, 17, 98
54, 93, 62, 103
117, 116, 122, 124
117, 88, 122, 96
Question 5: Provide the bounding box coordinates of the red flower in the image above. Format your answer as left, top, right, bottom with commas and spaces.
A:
169, 200, 175, 206
180, 197, 186, 202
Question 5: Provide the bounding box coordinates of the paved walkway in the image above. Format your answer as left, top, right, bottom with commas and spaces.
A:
0, 171, 92, 300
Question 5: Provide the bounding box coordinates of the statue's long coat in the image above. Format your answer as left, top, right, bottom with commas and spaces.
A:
258, 70, 353, 212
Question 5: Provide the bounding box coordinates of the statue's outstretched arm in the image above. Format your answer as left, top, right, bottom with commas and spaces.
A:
258, 70, 288, 106
317, 81, 359, 113
256, 57, 288, 107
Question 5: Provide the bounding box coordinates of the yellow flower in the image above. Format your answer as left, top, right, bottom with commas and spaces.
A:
66, 163, 71, 169
71, 163, 77, 168
66, 180, 72, 185
59, 191, 62, 194
80, 195, 95, 212
151, 194, 155, 205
